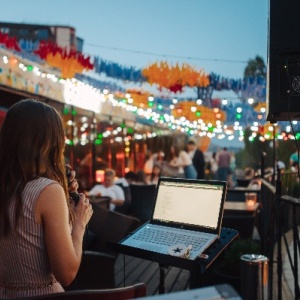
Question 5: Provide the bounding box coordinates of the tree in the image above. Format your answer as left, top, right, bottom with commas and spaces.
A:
235, 127, 273, 170
244, 55, 266, 78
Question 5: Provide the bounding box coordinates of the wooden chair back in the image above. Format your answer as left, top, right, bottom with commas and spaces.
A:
24, 283, 147, 299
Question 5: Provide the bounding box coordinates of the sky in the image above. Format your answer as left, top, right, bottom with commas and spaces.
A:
0, 0, 269, 80
0, 1, 269, 148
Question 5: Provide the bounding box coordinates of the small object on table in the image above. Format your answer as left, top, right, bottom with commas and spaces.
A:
168, 244, 192, 259
245, 192, 257, 207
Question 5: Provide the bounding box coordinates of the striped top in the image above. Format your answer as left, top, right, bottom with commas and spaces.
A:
0, 177, 64, 299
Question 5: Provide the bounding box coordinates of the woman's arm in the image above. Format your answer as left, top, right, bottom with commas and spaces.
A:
35, 184, 92, 286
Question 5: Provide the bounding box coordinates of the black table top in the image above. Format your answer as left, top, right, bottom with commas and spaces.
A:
107, 227, 238, 273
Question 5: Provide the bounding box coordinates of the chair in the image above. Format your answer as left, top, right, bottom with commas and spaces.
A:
90, 196, 111, 209
24, 283, 147, 299
222, 214, 256, 240
66, 251, 116, 290
88, 205, 141, 252
115, 184, 131, 215
66, 205, 140, 290
67, 206, 141, 290
129, 184, 156, 223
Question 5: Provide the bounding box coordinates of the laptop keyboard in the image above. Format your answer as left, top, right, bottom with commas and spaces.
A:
132, 227, 208, 251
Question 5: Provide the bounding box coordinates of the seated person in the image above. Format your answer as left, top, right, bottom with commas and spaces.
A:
135, 169, 148, 184
244, 167, 255, 180
235, 167, 254, 187
86, 168, 125, 211
114, 171, 137, 187
247, 176, 261, 190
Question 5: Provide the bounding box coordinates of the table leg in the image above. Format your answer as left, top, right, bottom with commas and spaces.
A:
159, 264, 167, 294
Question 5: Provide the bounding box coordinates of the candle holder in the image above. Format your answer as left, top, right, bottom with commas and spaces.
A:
245, 192, 257, 207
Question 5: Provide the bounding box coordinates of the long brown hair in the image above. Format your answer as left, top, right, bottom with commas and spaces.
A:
0, 99, 73, 236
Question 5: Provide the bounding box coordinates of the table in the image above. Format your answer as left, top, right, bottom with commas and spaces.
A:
135, 284, 242, 299
108, 228, 238, 294
222, 201, 260, 239
224, 201, 260, 216
226, 188, 261, 202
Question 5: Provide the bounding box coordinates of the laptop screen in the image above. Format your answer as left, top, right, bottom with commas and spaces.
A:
152, 178, 226, 231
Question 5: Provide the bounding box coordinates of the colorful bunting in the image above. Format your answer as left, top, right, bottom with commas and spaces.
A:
125, 88, 151, 108
0, 32, 21, 52
34, 41, 93, 78
141, 62, 210, 93
172, 101, 226, 125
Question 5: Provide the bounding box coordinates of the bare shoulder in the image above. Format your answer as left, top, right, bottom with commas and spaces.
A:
35, 183, 68, 224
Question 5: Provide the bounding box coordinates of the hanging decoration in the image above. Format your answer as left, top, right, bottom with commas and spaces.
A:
172, 101, 226, 126
0, 32, 21, 52
253, 102, 266, 113
34, 41, 93, 78
142, 61, 210, 93
125, 88, 151, 107
93, 57, 144, 82
2, 50, 299, 142
198, 136, 211, 152
86, 58, 266, 105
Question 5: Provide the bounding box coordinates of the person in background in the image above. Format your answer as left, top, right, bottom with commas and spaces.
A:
169, 145, 197, 179
187, 140, 205, 179
227, 152, 237, 188
290, 148, 299, 170
230, 152, 236, 173
291, 161, 299, 173
0, 99, 93, 299
143, 151, 165, 176
143, 151, 153, 175
135, 169, 148, 184
124, 171, 137, 185
114, 171, 136, 187
152, 151, 165, 171
86, 168, 125, 211
209, 152, 218, 179
146, 164, 162, 185
276, 160, 285, 173
217, 147, 231, 182
244, 167, 255, 180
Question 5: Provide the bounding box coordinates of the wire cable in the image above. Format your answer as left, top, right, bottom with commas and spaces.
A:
85, 42, 247, 64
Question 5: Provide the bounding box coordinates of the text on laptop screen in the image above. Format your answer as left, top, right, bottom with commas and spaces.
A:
152, 181, 224, 229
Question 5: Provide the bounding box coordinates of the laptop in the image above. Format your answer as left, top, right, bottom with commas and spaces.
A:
121, 177, 227, 260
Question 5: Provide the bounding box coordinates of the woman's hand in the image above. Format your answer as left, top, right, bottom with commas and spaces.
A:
73, 194, 93, 229
66, 164, 79, 194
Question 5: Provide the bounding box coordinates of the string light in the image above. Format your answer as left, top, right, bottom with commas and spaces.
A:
0, 52, 296, 143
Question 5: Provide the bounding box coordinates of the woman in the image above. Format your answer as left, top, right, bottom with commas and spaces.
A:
169, 145, 197, 179
210, 152, 218, 179
146, 164, 162, 185
135, 169, 148, 184
0, 99, 93, 299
